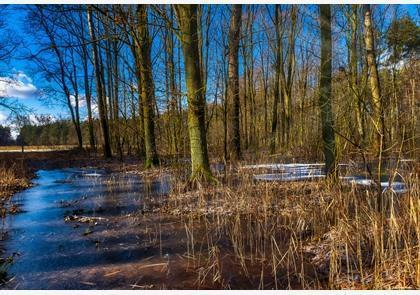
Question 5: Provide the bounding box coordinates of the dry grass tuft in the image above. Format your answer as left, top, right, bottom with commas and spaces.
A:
0, 163, 31, 200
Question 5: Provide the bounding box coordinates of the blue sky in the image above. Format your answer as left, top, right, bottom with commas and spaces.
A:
0, 4, 418, 134
0, 6, 69, 128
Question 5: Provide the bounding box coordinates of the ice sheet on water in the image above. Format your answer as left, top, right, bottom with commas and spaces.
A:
82, 172, 103, 177
380, 181, 408, 194
346, 178, 407, 193
253, 173, 325, 182
342, 177, 408, 194
81, 170, 104, 177
250, 163, 408, 194
242, 163, 324, 170
351, 179, 374, 186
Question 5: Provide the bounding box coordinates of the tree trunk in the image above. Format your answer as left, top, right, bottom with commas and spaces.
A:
129, 43, 146, 159
112, 34, 123, 160
363, 4, 385, 155
36, 6, 83, 151
270, 5, 283, 154
87, 5, 112, 158
137, 5, 159, 167
166, 6, 179, 156
246, 5, 256, 149
319, 4, 337, 177
69, 52, 83, 150
174, 4, 212, 181
81, 42, 96, 151
283, 5, 297, 147
227, 4, 242, 161
350, 4, 365, 145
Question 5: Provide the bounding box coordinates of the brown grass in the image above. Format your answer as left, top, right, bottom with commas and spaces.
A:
151, 163, 419, 289
0, 145, 77, 152
0, 162, 32, 200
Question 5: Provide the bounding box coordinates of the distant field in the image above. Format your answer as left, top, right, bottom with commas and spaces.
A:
0, 145, 78, 153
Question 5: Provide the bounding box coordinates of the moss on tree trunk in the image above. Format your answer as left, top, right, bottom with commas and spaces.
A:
137, 5, 159, 168
175, 4, 212, 181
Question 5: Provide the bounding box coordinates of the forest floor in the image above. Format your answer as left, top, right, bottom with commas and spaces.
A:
0, 149, 418, 289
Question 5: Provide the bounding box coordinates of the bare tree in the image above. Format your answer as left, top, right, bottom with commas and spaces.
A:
319, 4, 337, 176
363, 4, 385, 155
227, 4, 242, 161
87, 5, 112, 158
137, 5, 159, 167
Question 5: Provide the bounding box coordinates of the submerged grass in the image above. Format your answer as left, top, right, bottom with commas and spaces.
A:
154, 161, 419, 289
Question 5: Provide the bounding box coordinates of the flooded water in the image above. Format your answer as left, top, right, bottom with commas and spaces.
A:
0, 168, 193, 289
247, 163, 409, 194
0, 163, 411, 289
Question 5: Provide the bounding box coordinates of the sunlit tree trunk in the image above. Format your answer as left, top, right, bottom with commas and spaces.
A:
283, 5, 297, 147
277, 5, 297, 148
349, 4, 365, 146
227, 4, 242, 161
259, 41, 269, 141
104, 8, 123, 159
410, 77, 417, 152
137, 5, 159, 167
174, 4, 212, 181
246, 5, 256, 149
242, 50, 248, 151
319, 4, 337, 176
363, 4, 385, 155
270, 5, 283, 154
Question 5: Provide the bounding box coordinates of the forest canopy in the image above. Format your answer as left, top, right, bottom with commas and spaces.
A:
0, 4, 418, 177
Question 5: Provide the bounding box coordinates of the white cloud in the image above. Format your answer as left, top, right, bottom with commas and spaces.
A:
91, 101, 98, 117
70, 94, 100, 121
70, 94, 87, 108
83, 101, 99, 121
28, 114, 57, 125
0, 111, 18, 139
28, 114, 38, 124
0, 71, 37, 99
0, 110, 7, 125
